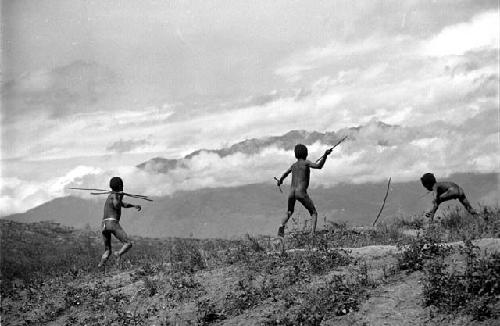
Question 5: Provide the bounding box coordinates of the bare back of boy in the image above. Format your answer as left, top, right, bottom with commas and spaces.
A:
434, 181, 465, 203
288, 160, 316, 214
278, 146, 331, 237
427, 181, 476, 219
102, 193, 129, 243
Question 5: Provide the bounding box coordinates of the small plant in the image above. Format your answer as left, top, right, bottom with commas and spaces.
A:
197, 298, 226, 324
265, 275, 365, 325
142, 276, 158, 297
168, 239, 207, 273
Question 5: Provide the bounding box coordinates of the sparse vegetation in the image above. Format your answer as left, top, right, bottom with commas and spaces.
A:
286, 218, 411, 249
439, 205, 500, 240
391, 214, 425, 229
1, 206, 499, 325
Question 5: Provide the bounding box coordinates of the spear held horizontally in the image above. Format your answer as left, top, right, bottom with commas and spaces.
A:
68, 187, 153, 201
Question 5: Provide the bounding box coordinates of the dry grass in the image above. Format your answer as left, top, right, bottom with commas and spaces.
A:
1, 206, 499, 325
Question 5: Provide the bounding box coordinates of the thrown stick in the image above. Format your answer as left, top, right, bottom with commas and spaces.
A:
372, 177, 391, 226
315, 135, 349, 163
69, 187, 153, 201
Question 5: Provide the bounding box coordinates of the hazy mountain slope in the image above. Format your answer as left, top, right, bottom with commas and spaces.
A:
5, 196, 105, 229
4, 173, 497, 238
137, 129, 345, 173
137, 122, 399, 174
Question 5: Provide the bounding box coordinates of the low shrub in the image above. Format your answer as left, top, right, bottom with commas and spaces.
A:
422, 239, 500, 320
397, 226, 452, 272
265, 276, 364, 325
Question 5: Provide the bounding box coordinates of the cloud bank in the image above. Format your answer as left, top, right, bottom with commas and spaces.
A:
2, 115, 498, 216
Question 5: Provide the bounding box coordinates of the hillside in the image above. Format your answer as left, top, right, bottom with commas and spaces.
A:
1, 210, 499, 325
3, 173, 498, 238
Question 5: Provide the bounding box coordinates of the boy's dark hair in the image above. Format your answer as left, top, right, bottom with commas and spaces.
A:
294, 144, 308, 159
110, 177, 123, 191
420, 173, 436, 189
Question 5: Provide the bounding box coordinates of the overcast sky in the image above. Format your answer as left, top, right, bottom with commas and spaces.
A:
1, 0, 499, 214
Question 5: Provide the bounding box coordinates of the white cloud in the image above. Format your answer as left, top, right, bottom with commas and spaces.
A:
421, 11, 499, 57
4, 44, 497, 165
275, 37, 385, 82
274, 64, 314, 83
275, 35, 412, 83
0, 166, 104, 215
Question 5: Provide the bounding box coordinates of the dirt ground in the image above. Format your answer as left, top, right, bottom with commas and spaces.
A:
3, 238, 499, 325
322, 238, 500, 326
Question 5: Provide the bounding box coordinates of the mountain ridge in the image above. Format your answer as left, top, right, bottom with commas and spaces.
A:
136, 123, 396, 174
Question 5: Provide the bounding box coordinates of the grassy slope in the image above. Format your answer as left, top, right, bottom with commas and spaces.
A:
1, 207, 499, 325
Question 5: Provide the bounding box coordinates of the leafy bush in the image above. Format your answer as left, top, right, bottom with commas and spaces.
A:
397, 226, 452, 272
422, 239, 500, 320
269, 276, 363, 325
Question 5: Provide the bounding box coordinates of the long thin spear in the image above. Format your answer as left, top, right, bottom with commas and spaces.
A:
315, 135, 349, 163
69, 187, 153, 201
372, 177, 391, 226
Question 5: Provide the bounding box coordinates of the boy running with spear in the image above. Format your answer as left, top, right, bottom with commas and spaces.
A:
70, 177, 147, 267
97, 177, 142, 267
276, 142, 338, 238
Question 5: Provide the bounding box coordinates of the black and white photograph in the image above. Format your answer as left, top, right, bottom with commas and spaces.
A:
1, 0, 499, 325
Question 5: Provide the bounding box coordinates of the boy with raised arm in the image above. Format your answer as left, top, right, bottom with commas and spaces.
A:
98, 177, 141, 267
276, 144, 333, 237
420, 173, 477, 221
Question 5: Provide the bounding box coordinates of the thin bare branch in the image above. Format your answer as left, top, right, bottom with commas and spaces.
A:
372, 177, 391, 226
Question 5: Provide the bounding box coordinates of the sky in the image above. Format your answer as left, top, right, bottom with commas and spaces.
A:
1, 0, 499, 215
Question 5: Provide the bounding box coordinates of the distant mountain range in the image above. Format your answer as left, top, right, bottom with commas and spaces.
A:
136, 123, 396, 174
4, 173, 498, 238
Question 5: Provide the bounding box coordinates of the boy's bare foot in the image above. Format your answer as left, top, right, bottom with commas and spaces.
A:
278, 225, 285, 237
